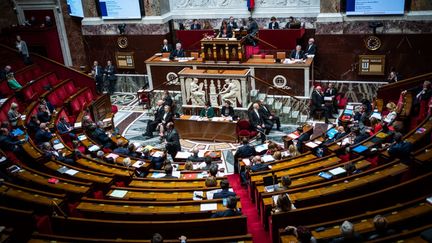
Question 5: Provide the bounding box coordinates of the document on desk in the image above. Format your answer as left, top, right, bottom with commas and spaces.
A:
255, 144, 268, 153
65, 169, 79, 176
193, 191, 204, 201
200, 203, 218, 211
188, 115, 200, 120
262, 154, 275, 163
206, 189, 222, 200
77, 134, 87, 141
175, 151, 192, 159
110, 190, 128, 198
151, 172, 166, 178
132, 161, 145, 168
172, 171, 181, 178
288, 133, 299, 139
242, 158, 251, 166
88, 145, 101, 152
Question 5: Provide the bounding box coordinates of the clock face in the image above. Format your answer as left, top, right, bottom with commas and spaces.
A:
117, 36, 128, 49
365, 36, 381, 51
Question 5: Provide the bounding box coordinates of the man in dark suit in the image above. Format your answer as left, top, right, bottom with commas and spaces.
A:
249, 103, 271, 143
164, 122, 181, 159
289, 45, 305, 60
91, 61, 104, 94
57, 117, 75, 138
160, 39, 172, 53
158, 105, 174, 136
143, 100, 164, 138
324, 82, 338, 115
233, 137, 256, 173
90, 122, 113, 149
213, 179, 237, 199
246, 17, 259, 46
37, 105, 50, 123
0, 65, 12, 80
104, 60, 117, 95
295, 127, 311, 152
388, 132, 413, 163
259, 99, 280, 131
0, 128, 23, 152
190, 19, 201, 30
305, 38, 317, 56
170, 43, 186, 59
268, 16, 279, 29
228, 16, 238, 29
211, 196, 241, 218
187, 148, 204, 162
221, 101, 235, 118
162, 90, 173, 107
310, 86, 330, 123
35, 123, 53, 145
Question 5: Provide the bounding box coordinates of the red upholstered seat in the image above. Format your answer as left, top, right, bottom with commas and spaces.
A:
236, 119, 258, 140
64, 81, 77, 94
35, 215, 53, 234
111, 105, 118, 114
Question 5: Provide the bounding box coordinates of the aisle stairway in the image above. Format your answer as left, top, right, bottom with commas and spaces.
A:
228, 174, 271, 243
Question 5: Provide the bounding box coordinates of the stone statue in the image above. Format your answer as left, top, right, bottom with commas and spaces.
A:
218, 79, 242, 107
186, 78, 206, 106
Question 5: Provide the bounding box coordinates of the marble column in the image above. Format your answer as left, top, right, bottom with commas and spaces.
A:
411, 0, 432, 11
144, 0, 161, 16
320, 0, 341, 13
82, 0, 99, 17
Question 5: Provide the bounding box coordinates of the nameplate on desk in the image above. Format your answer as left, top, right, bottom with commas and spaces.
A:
74, 122, 82, 128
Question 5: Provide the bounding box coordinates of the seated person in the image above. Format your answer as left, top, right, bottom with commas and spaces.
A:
211, 196, 241, 218
233, 137, 256, 173
7, 102, 21, 127
162, 164, 177, 178
310, 86, 330, 123
221, 100, 235, 118
41, 142, 74, 164
190, 19, 201, 30
218, 27, 232, 38
205, 165, 218, 187
89, 122, 114, 148
325, 126, 347, 144
284, 226, 317, 243
259, 99, 280, 131
285, 16, 299, 29
0, 128, 23, 152
249, 103, 271, 143
35, 123, 53, 145
383, 102, 397, 125
290, 45, 306, 60
169, 43, 186, 59
388, 132, 412, 163
305, 38, 317, 56
241, 155, 269, 183
187, 148, 204, 162
157, 105, 173, 137
228, 16, 238, 29
352, 127, 370, 144
37, 104, 51, 123
367, 215, 396, 240
0, 65, 12, 81
330, 221, 363, 243
288, 144, 300, 157
113, 140, 129, 155
295, 127, 311, 152
272, 193, 295, 213
57, 117, 75, 138
403, 80, 432, 120
127, 143, 138, 157
82, 115, 93, 131
276, 175, 292, 191
199, 102, 215, 119
387, 68, 400, 83
213, 179, 236, 199
151, 150, 166, 170
203, 20, 212, 30
268, 16, 279, 29
143, 100, 164, 138
40, 98, 55, 114
27, 115, 40, 134
198, 156, 215, 171
6, 73, 22, 91
160, 39, 172, 53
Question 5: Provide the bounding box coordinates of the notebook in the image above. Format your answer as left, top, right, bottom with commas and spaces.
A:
326, 128, 338, 139
352, 145, 368, 153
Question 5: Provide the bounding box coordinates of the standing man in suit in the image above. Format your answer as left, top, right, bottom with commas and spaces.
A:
104, 60, 117, 95
249, 103, 271, 143
246, 17, 259, 46
170, 43, 186, 59
305, 38, 317, 56
324, 82, 338, 115
91, 61, 104, 94
160, 39, 172, 53
164, 122, 181, 159
259, 99, 281, 131
228, 16, 238, 29
268, 16, 279, 30
233, 137, 256, 173
310, 86, 330, 123
290, 45, 305, 60
16, 35, 31, 65
190, 19, 201, 30
143, 100, 164, 138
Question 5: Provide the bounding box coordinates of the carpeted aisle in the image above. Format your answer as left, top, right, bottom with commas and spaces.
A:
228, 174, 271, 243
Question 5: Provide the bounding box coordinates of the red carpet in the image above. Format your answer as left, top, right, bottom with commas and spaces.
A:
228, 174, 271, 243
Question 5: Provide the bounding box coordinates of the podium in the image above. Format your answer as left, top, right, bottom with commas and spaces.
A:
200, 37, 245, 63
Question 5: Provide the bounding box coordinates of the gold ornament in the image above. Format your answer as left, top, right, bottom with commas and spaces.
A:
117, 36, 128, 49
365, 36, 381, 51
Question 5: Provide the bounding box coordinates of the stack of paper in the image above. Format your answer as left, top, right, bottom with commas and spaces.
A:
200, 203, 218, 211
109, 190, 128, 198
175, 151, 192, 159
65, 169, 79, 176
255, 144, 268, 153
151, 173, 166, 178
152, 151, 163, 157
105, 153, 119, 160
172, 171, 181, 178
77, 135, 87, 141
132, 161, 145, 168
262, 154, 275, 163
305, 142, 319, 148
328, 167, 346, 176
193, 191, 204, 200
53, 143, 65, 150
288, 133, 299, 139
242, 159, 251, 166
88, 145, 100, 152
74, 122, 82, 128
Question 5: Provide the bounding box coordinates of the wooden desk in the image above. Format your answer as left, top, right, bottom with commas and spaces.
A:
200, 37, 245, 62
129, 178, 224, 189
174, 116, 237, 143
145, 55, 313, 97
